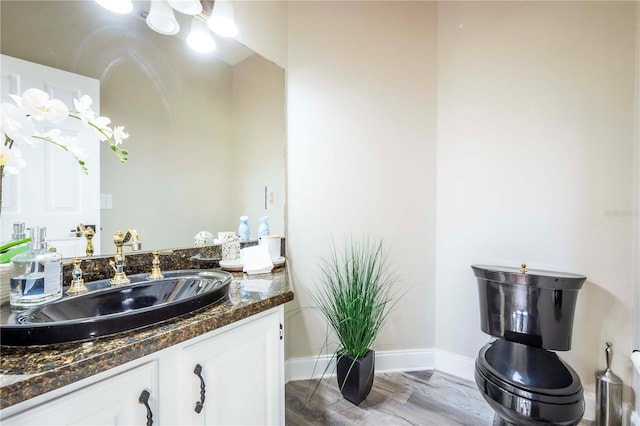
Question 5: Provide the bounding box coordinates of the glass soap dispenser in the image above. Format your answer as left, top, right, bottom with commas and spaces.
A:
10, 226, 63, 308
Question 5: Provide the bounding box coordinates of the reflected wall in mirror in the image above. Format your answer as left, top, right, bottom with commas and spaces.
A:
0, 0, 285, 255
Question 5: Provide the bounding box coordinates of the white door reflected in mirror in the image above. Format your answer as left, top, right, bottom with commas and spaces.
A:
1, 55, 101, 258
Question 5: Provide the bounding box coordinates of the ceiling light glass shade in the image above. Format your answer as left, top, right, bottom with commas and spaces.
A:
167, 0, 202, 16
146, 0, 180, 35
207, 0, 238, 38
187, 17, 216, 53
95, 0, 133, 14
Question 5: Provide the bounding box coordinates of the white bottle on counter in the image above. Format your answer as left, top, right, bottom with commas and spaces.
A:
9, 226, 63, 308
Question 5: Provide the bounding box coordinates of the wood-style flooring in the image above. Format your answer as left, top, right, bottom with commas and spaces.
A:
285, 370, 494, 425
285, 370, 593, 426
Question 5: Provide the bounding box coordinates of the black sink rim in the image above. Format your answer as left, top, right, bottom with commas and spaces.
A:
13, 270, 231, 327
0, 269, 232, 346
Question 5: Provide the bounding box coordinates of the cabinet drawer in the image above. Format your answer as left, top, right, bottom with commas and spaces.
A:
2, 361, 158, 425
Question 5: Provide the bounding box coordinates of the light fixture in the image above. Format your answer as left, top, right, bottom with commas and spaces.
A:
167, 0, 202, 16
187, 17, 216, 53
146, 0, 180, 35
95, 0, 133, 14
207, 0, 238, 38
95, 0, 237, 54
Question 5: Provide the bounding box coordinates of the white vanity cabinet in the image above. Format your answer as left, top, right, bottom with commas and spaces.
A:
1, 362, 158, 425
1, 306, 285, 426
179, 307, 284, 425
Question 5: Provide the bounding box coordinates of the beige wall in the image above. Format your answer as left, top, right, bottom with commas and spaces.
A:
236, 1, 288, 69
633, 0, 640, 415
97, 29, 236, 252
286, 1, 438, 358
233, 54, 286, 237
285, 0, 637, 411
435, 1, 636, 399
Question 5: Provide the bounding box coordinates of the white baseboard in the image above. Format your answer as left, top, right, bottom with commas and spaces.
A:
285, 347, 599, 423
583, 391, 595, 423
631, 407, 640, 426
285, 348, 435, 383
434, 349, 476, 382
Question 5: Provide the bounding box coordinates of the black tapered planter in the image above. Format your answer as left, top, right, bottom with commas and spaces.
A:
336, 349, 375, 405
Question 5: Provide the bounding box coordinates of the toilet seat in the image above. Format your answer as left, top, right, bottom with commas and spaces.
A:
475, 339, 584, 425
477, 339, 582, 401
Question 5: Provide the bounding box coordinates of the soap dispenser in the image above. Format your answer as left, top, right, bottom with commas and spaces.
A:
258, 216, 270, 239
9, 226, 63, 308
238, 216, 250, 242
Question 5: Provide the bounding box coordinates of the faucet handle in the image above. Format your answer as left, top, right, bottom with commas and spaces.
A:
148, 250, 164, 280
113, 230, 130, 246
67, 258, 88, 295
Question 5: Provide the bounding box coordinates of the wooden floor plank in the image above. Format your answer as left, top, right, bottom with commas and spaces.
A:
285, 370, 593, 426
285, 370, 494, 425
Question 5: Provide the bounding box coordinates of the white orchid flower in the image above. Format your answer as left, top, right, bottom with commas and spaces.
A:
0, 142, 26, 174
2, 88, 129, 175
63, 137, 88, 162
19, 88, 69, 124
1, 103, 39, 146
91, 116, 112, 141
39, 129, 89, 172
112, 126, 129, 145
41, 128, 66, 147
73, 95, 96, 126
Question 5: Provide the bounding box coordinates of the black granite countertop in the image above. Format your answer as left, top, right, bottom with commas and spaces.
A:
0, 265, 293, 409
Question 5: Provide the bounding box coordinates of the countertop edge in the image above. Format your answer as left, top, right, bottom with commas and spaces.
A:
0, 290, 294, 410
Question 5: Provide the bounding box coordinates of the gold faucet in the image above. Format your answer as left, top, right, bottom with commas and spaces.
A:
74, 224, 96, 257
123, 228, 142, 252
109, 229, 138, 286
148, 250, 164, 280
67, 258, 88, 295
520, 263, 528, 274
148, 250, 173, 280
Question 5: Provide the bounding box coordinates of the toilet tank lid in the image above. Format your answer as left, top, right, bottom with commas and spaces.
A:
471, 265, 586, 290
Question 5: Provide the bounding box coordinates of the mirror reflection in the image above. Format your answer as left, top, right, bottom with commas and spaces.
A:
0, 0, 285, 256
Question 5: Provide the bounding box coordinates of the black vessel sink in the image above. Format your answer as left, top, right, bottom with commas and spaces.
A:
1, 269, 232, 346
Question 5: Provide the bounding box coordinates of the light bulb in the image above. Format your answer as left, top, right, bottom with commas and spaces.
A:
187, 17, 216, 53
146, 0, 180, 35
207, 0, 238, 38
167, 0, 202, 16
95, 0, 133, 14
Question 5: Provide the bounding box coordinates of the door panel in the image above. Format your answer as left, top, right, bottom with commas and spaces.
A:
1, 54, 101, 257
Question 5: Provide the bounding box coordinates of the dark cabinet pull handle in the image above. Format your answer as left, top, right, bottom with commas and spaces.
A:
138, 389, 153, 426
193, 363, 206, 413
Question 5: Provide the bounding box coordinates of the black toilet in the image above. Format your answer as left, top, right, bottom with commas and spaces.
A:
472, 265, 587, 426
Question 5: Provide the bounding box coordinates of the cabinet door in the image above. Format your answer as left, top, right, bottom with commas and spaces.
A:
182, 309, 284, 425
2, 361, 158, 425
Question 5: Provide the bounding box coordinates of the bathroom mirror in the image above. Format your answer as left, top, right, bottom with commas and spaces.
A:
0, 0, 285, 255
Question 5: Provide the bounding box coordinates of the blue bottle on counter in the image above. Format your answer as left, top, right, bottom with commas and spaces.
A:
258, 216, 270, 239
238, 216, 250, 242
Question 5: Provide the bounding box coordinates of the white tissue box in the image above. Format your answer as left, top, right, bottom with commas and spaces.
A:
240, 245, 273, 275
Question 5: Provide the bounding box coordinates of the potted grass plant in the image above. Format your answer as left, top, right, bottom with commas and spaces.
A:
312, 236, 399, 405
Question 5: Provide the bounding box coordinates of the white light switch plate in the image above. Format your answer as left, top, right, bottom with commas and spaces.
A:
265, 186, 277, 210
100, 193, 113, 210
